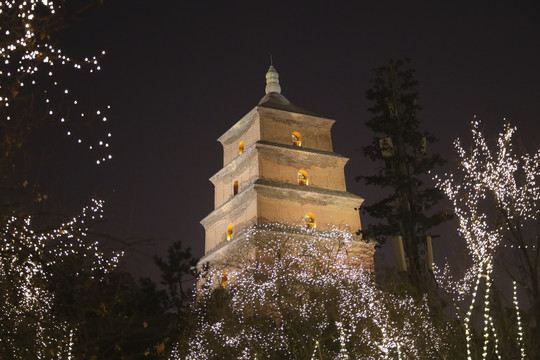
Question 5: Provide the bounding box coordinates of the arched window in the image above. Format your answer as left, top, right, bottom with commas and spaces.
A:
239, 141, 244, 155
227, 223, 233, 240
233, 180, 239, 195
304, 213, 316, 229
292, 132, 302, 147
221, 269, 228, 288
298, 170, 308, 186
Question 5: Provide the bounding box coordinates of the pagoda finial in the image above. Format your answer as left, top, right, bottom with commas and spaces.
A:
265, 64, 281, 94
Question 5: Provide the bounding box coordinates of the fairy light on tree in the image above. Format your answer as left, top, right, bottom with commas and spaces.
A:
171, 224, 451, 360
0, 1, 126, 358
0, 199, 122, 358
434, 119, 540, 359
336, 322, 350, 360
0, 0, 112, 166
513, 281, 526, 360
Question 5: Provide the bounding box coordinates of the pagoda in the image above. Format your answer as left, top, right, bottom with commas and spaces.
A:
200, 66, 368, 267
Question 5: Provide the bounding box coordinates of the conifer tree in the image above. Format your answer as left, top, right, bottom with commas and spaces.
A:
359, 58, 449, 276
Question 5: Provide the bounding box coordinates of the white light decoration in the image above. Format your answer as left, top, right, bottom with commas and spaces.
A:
173, 224, 449, 359
513, 281, 526, 360
311, 340, 320, 360
0, 0, 112, 164
0, 199, 122, 357
434, 119, 539, 359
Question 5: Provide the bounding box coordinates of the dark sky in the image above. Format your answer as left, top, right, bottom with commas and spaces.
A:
50, 1, 540, 278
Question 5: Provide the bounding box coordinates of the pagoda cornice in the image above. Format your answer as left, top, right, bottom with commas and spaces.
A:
253, 178, 364, 207
209, 140, 349, 185
201, 177, 363, 230
217, 106, 335, 146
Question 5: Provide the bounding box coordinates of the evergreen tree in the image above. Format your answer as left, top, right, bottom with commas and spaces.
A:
58, 270, 174, 360
359, 58, 449, 276
154, 241, 199, 314
154, 241, 199, 356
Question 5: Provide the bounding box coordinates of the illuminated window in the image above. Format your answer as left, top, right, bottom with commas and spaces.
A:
298, 170, 308, 186
304, 213, 316, 229
221, 269, 228, 288
227, 223, 233, 240
239, 141, 244, 155
292, 132, 301, 146
233, 180, 239, 195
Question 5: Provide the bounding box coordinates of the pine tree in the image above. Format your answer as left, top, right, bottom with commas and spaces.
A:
359, 58, 449, 277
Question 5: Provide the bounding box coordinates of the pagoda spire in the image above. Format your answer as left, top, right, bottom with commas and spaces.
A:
265, 65, 281, 94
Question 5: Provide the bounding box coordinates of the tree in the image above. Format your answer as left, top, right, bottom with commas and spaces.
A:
0, 199, 121, 359
152, 241, 199, 358
174, 224, 453, 359
56, 270, 174, 360
47, 239, 199, 359
154, 240, 199, 314
0, 0, 111, 219
359, 58, 449, 277
434, 119, 540, 359
0, 0, 121, 357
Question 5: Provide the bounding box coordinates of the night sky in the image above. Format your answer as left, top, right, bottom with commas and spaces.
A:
49, 1, 540, 278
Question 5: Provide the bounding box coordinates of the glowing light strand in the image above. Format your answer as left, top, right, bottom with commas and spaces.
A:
513, 281, 526, 360
434, 119, 539, 359
0, 199, 122, 357
175, 224, 448, 359
0, 0, 112, 164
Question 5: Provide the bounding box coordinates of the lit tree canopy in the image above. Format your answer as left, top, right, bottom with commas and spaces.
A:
175, 224, 452, 360
0, 0, 111, 157
0, 199, 121, 359
0, 0, 112, 216
434, 119, 540, 359
0, 1, 127, 358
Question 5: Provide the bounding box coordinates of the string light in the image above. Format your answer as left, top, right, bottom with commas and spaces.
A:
513, 281, 526, 360
0, 199, 122, 357
310, 340, 320, 360
336, 322, 350, 360
0, 0, 112, 164
175, 224, 448, 359
434, 119, 539, 359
